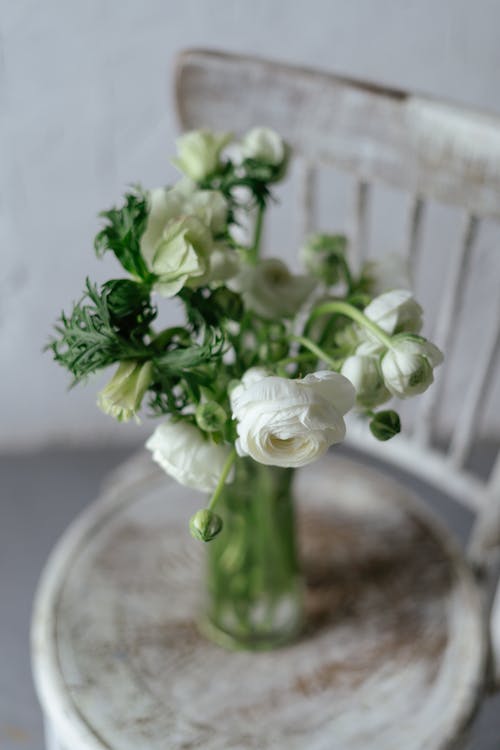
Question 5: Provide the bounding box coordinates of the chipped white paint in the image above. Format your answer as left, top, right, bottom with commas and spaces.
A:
175, 50, 500, 218
414, 213, 478, 447
349, 180, 371, 271
406, 98, 500, 180
406, 195, 425, 276
32, 454, 487, 750
297, 160, 316, 240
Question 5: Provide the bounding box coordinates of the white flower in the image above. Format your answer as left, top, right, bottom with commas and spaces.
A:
171, 179, 229, 234
230, 369, 355, 468
341, 348, 390, 408
381, 335, 443, 398
97, 360, 153, 422
141, 184, 228, 253
364, 289, 423, 335
172, 129, 232, 181
139, 186, 237, 294
142, 214, 212, 297
241, 127, 286, 166
196, 244, 241, 287
146, 420, 233, 492
362, 254, 412, 296
230, 258, 315, 319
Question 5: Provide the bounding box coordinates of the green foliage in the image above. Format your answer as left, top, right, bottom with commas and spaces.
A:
48, 279, 152, 385
154, 326, 225, 372
94, 187, 154, 282
148, 326, 226, 416
199, 159, 274, 210
48, 280, 226, 415
178, 287, 244, 331
102, 279, 157, 339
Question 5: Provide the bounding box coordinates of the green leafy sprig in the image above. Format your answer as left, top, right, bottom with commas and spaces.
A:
48, 279, 153, 386
94, 187, 155, 283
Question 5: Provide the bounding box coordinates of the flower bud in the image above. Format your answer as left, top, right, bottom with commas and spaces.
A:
364, 289, 423, 336
381, 335, 443, 398
301, 233, 347, 286
97, 360, 153, 422
369, 410, 401, 441
172, 129, 232, 182
241, 127, 286, 167
195, 401, 228, 433
341, 349, 390, 408
189, 509, 223, 542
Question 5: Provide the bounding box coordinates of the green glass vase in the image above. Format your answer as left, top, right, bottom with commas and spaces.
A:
199, 457, 304, 650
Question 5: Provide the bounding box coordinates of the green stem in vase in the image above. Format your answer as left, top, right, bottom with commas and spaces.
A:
201, 458, 303, 650
207, 448, 237, 512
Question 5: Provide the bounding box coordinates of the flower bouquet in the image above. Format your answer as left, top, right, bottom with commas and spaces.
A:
48, 127, 442, 649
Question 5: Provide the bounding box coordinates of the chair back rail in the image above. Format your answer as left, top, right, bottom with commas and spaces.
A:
406, 195, 425, 274
175, 49, 500, 566
413, 214, 479, 446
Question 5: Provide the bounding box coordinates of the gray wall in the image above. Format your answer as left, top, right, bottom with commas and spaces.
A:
2, 0, 500, 449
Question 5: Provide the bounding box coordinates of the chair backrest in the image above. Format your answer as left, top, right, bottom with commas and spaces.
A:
175, 49, 500, 562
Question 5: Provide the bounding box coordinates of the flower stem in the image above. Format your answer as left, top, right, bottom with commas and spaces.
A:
338, 255, 355, 294
276, 352, 316, 367
308, 300, 393, 348
289, 335, 339, 369
248, 203, 265, 264
207, 448, 237, 512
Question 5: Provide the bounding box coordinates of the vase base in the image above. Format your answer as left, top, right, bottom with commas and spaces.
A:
197, 613, 304, 651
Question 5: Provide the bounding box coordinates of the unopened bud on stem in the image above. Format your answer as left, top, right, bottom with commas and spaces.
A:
189, 509, 223, 542
369, 410, 401, 441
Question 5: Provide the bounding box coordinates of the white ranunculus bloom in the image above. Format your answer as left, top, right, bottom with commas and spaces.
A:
241, 127, 286, 166
140, 186, 237, 293
171, 179, 229, 235
141, 184, 228, 253
197, 244, 241, 287
146, 420, 233, 492
141, 215, 212, 297
364, 289, 423, 335
140, 188, 185, 262
230, 258, 316, 319
172, 129, 232, 182
341, 349, 390, 409
230, 369, 355, 468
381, 336, 443, 398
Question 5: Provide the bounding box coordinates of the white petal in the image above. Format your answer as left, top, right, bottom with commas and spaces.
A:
299, 370, 355, 416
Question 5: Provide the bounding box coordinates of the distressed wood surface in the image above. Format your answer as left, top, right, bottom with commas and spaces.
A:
175, 50, 500, 219
32, 454, 486, 750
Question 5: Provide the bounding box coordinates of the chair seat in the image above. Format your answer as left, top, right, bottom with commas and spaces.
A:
32, 454, 487, 750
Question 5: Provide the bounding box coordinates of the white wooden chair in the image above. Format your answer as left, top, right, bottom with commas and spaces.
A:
32, 50, 500, 750
175, 50, 500, 598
